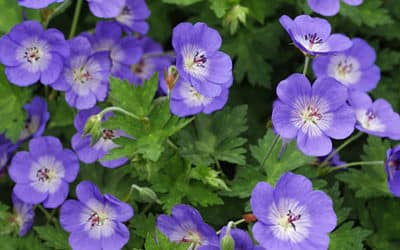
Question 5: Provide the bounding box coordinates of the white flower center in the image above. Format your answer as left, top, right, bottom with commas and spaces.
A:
29, 156, 64, 194
82, 199, 117, 239
116, 6, 134, 26
356, 109, 385, 132
296, 33, 329, 52
268, 198, 311, 243
73, 66, 92, 84
182, 45, 208, 78
328, 55, 361, 85
16, 37, 51, 72
291, 96, 332, 136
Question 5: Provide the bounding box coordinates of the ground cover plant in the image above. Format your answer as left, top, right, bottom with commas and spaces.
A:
0, 0, 400, 249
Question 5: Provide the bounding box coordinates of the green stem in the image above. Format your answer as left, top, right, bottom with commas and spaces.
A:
167, 138, 179, 150
320, 131, 363, 167
216, 219, 246, 235
68, 0, 83, 39
303, 56, 311, 75
43, 0, 73, 28
328, 160, 384, 173
36, 205, 57, 225
99, 106, 149, 123
261, 135, 280, 169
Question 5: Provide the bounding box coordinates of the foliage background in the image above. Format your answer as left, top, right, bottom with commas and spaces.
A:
0, 0, 400, 249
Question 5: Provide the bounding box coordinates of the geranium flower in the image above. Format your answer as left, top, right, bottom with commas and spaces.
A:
279, 15, 352, 56
71, 107, 129, 168
272, 73, 355, 156
9, 136, 79, 208
115, 0, 151, 34
18, 0, 63, 9
0, 21, 69, 86
11, 192, 35, 236
172, 22, 233, 97
170, 77, 229, 117
251, 172, 337, 250
313, 38, 380, 92
0, 134, 14, 172
19, 96, 50, 142
86, 0, 125, 18
81, 21, 143, 81
386, 145, 400, 197
157, 204, 219, 248
51, 36, 111, 110
60, 181, 133, 250
348, 91, 400, 139
307, 0, 363, 16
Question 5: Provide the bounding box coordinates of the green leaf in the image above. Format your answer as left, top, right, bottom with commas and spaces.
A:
130, 213, 156, 239
0, 67, 31, 142
250, 129, 313, 185
0, 0, 22, 34
48, 97, 75, 128
34, 225, 70, 250
190, 165, 230, 191
209, 0, 230, 18
104, 77, 192, 162
329, 222, 372, 250
336, 136, 390, 198
177, 105, 248, 166
161, 0, 203, 6
340, 0, 393, 28
325, 183, 351, 225
108, 75, 158, 118
222, 165, 266, 198
145, 230, 190, 250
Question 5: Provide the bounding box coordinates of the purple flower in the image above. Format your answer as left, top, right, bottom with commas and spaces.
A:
82, 21, 143, 81
251, 172, 337, 250
170, 78, 229, 117
71, 107, 128, 168
9, 136, 79, 208
199, 227, 265, 250
127, 37, 173, 86
307, 0, 363, 16
86, 0, 125, 18
172, 22, 233, 97
0, 21, 69, 86
348, 91, 400, 139
0, 134, 14, 172
51, 36, 111, 110
313, 38, 380, 92
386, 145, 400, 197
18, 0, 64, 9
12, 192, 34, 237
279, 15, 352, 56
19, 96, 50, 142
115, 0, 151, 34
272, 74, 356, 156
60, 181, 133, 250
157, 204, 219, 248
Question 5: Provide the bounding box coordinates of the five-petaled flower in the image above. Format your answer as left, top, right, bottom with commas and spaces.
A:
60, 181, 133, 250
9, 136, 79, 208
272, 73, 356, 156
279, 15, 352, 56
157, 204, 219, 249
251, 172, 337, 250
313, 38, 380, 93
51, 36, 111, 110
0, 21, 69, 86
348, 91, 400, 139
172, 22, 233, 97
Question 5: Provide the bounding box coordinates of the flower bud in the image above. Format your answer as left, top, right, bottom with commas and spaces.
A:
83, 114, 102, 144
164, 65, 179, 93
220, 232, 235, 250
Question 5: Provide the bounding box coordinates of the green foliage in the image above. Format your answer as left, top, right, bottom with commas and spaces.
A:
251, 129, 313, 185
0, 0, 22, 34
329, 222, 372, 250
144, 230, 190, 250
177, 105, 248, 166
103, 76, 193, 162
34, 226, 70, 250
0, 68, 31, 142
336, 136, 390, 198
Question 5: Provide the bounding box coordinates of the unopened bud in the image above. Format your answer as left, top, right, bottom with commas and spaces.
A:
164, 65, 179, 92
83, 114, 102, 144
220, 222, 235, 250
130, 184, 161, 204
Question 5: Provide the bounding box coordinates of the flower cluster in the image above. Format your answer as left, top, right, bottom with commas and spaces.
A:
157, 172, 336, 250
